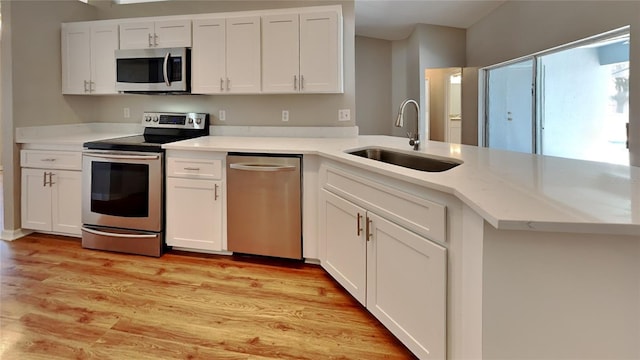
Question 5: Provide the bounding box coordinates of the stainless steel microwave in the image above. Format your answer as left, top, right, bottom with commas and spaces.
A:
115, 47, 190, 93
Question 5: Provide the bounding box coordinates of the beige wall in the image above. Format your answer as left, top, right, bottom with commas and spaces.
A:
355, 36, 391, 135
465, 0, 640, 166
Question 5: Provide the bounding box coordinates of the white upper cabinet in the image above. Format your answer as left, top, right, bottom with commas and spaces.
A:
119, 19, 191, 49
191, 16, 261, 94
299, 11, 342, 93
262, 13, 300, 93
262, 9, 343, 93
61, 23, 119, 95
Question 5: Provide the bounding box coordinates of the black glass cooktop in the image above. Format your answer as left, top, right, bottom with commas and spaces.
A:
84, 132, 207, 153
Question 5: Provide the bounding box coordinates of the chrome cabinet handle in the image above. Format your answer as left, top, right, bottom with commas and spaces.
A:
294, 75, 298, 90
48, 172, 55, 187
214, 183, 219, 201
183, 167, 200, 171
220, 78, 224, 91
43, 171, 47, 187
154, 33, 158, 47
84, 80, 89, 93
300, 75, 304, 90
40, 158, 56, 162
356, 213, 363, 236
148, 33, 153, 47
226, 78, 230, 91
366, 216, 372, 242
90, 81, 95, 92
229, 163, 296, 172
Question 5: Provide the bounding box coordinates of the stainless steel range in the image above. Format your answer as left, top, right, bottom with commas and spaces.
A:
81, 111, 209, 257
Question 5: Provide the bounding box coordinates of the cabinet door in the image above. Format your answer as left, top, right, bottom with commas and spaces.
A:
262, 13, 299, 93
61, 24, 91, 94
191, 18, 226, 94
119, 21, 155, 49
154, 19, 192, 48
90, 24, 119, 94
51, 170, 82, 235
225, 16, 261, 93
366, 212, 447, 360
299, 11, 342, 93
21, 169, 52, 232
166, 178, 223, 251
320, 190, 367, 304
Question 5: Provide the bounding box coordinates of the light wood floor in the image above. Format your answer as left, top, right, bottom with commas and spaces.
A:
0, 233, 416, 359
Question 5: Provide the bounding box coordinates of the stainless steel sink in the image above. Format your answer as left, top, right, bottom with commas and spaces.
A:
347, 147, 461, 172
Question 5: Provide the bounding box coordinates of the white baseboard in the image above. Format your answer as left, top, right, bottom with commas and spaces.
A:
1, 228, 33, 241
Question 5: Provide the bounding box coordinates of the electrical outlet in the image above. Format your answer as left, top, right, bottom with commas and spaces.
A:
282, 110, 289, 122
338, 109, 351, 121
218, 110, 226, 121
123, 107, 130, 118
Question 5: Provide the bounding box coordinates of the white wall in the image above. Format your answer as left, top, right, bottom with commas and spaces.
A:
465, 0, 640, 166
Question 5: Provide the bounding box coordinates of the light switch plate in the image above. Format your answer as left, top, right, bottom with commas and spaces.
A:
218, 110, 226, 121
282, 110, 289, 122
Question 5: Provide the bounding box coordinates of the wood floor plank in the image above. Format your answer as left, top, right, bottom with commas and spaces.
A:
0, 233, 417, 359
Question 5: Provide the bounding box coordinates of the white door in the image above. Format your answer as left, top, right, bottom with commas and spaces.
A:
154, 19, 192, 48
61, 24, 91, 94
166, 178, 223, 251
225, 16, 261, 93
90, 24, 119, 94
299, 11, 341, 93
262, 13, 299, 93
366, 212, 447, 360
192, 18, 226, 94
21, 169, 52, 232
320, 190, 367, 304
119, 21, 155, 49
51, 170, 82, 235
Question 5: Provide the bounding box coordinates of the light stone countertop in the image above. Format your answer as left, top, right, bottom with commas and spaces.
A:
163, 135, 640, 236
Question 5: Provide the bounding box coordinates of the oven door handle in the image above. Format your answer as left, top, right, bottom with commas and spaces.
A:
229, 163, 297, 172
83, 152, 160, 161
81, 227, 157, 239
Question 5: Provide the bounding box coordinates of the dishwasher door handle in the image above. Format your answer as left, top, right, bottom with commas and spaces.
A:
229, 163, 297, 172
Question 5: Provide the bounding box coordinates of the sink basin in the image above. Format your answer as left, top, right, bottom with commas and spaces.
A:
347, 147, 461, 172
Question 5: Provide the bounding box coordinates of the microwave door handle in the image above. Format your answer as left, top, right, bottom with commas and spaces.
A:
163, 52, 171, 86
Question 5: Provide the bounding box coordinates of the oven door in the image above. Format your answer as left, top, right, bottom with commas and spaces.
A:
82, 150, 163, 232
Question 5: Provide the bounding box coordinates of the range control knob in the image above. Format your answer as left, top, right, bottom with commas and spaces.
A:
152, 116, 159, 122
188, 117, 194, 124
144, 116, 151, 122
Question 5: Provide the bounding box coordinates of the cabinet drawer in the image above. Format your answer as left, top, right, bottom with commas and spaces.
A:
20, 150, 82, 170
167, 158, 222, 179
324, 166, 446, 243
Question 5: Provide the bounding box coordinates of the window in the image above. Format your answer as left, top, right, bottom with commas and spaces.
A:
482, 27, 630, 165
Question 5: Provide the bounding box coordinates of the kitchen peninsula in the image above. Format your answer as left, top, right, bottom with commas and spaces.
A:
15, 128, 640, 359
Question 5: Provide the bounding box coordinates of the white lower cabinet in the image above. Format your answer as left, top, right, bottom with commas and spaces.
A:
166, 178, 223, 251
165, 154, 225, 251
21, 168, 82, 235
321, 190, 367, 304
366, 211, 447, 360
320, 167, 447, 359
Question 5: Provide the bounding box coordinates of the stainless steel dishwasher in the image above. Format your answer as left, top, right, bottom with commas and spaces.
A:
226, 154, 302, 259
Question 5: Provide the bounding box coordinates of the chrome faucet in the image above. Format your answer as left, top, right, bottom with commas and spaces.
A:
394, 99, 420, 150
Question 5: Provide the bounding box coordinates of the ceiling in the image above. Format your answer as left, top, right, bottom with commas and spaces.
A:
355, 0, 506, 41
